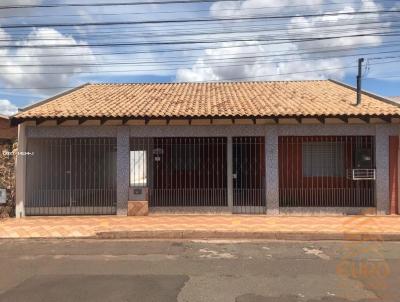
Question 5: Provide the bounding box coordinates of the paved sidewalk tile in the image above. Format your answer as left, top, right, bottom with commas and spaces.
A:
0, 215, 400, 239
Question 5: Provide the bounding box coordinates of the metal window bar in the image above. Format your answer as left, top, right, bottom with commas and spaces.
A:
232, 137, 266, 214
25, 138, 117, 216
278, 136, 376, 208
130, 137, 228, 208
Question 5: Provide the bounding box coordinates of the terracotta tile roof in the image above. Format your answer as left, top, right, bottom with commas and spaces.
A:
14, 80, 400, 120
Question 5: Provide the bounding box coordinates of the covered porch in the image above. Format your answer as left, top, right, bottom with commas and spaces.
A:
16, 122, 396, 217
129, 136, 265, 214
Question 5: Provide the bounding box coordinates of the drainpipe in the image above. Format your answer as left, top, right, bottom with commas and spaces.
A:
356, 58, 364, 106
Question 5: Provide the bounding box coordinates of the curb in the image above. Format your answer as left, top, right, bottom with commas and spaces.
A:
95, 230, 400, 241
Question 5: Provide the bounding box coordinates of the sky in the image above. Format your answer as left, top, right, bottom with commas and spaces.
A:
0, 0, 399, 115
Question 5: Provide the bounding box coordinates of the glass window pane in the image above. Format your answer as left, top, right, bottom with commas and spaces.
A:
302, 142, 344, 177
130, 150, 147, 186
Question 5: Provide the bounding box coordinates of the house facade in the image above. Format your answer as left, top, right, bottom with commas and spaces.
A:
11, 80, 400, 217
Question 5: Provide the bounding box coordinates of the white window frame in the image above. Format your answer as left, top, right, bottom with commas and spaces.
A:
130, 150, 147, 187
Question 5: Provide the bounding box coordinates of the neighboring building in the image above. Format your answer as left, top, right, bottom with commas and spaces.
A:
10, 80, 400, 217
0, 115, 17, 217
391, 97, 400, 103
0, 114, 17, 141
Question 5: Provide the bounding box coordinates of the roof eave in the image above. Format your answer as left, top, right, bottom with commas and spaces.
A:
328, 79, 400, 107
12, 83, 90, 117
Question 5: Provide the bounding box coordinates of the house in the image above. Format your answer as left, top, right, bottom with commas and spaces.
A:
10, 80, 400, 217
391, 97, 400, 103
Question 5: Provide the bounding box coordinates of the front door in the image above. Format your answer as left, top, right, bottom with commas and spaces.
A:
232, 137, 266, 214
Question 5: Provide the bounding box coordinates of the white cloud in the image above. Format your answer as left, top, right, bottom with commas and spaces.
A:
210, 0, 324, 18
176, 41, 346, 81
0, 99, 18, 116
177, 0, 389, 82
0, 27, 96, 94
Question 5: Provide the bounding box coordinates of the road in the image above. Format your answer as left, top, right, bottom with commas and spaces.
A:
0, 239, 399, 301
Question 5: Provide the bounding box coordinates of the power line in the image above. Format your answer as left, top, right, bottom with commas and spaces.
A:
2, 57, 399, 93
0, 1, 390, 20
6, 14, 397, 35
2, 40, 399, 59
1, 9, 398, 29
3, 20, 399, 42
1, 0, 397, 10
0, 55, 398, 77
1, 30, 399, 49
2, 49, 400, 69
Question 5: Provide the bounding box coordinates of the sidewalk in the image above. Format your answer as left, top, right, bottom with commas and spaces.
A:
1, 215, 400, 240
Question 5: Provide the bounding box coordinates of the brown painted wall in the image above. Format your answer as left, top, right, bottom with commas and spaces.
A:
0, 118, 17, 140
278, 136, 375, 207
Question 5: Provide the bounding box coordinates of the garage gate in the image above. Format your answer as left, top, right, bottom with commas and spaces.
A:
25, 138, 117, 216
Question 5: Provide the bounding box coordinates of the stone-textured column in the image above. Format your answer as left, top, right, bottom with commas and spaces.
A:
227, 136, 233, 212
376, 125, 391, 215
389, 136, 399, 215
266, 126, 279, 215
15, 123, 27, 218
116, 126, 130, 215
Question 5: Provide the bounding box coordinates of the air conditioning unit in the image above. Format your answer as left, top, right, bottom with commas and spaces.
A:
347, 169, 376, 180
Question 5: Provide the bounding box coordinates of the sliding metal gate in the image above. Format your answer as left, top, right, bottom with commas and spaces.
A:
233, 137, 266, 214
279, 136, 376, 207
131, 137, 228, 208
151, 137, 227, 207
25, 138, 117, 216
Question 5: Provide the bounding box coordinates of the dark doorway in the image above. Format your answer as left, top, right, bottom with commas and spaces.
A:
25, 138, 117, 215
233, 137, 266, 214
130, 137, 228, 208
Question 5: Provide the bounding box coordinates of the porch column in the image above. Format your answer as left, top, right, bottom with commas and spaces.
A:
116, 126, 130, 215
375, 125, 391, 215
15, 122, 27, 218
389, 136, 399, 215
227, 136, 233, 211
266, 126, 279, 215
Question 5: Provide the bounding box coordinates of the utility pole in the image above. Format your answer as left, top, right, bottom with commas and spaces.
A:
356, 58, 364, 105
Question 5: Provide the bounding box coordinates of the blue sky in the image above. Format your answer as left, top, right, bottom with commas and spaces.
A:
0, 0, 399, 114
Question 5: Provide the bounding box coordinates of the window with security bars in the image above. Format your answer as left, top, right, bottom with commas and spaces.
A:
279, 136, 375, 208
302, 142, 344, 177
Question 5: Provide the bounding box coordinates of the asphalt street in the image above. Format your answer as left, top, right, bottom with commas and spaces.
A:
0, 239, 399, 302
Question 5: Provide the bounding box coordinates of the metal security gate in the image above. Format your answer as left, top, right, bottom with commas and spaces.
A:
25, 138, 117, 215
233, 137, 266, 214
279, 136, 376, 207
131, 137, 228, 208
